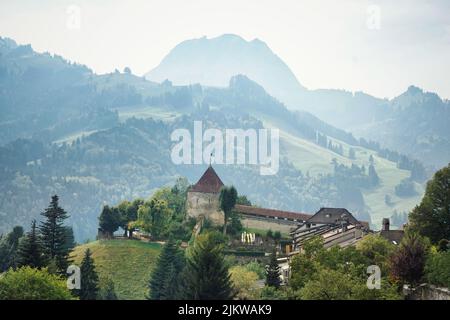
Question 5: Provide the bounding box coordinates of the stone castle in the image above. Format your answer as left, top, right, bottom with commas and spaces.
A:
186, 165, 225, 225
186, 166, 372, 244
186, 165, 315, 234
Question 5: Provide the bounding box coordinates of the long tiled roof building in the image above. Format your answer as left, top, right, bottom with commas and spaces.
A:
186, 166, 371, 251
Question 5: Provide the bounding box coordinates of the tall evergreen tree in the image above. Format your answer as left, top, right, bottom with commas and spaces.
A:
98, 277, 118, 300
75, 248, 99, 300
39, 195, 71, 273
63, 226, 76, 252
266, 250, 281, 288
0, 226, 24, 272
181, 232, 234, 300
160, 263, 180, 300
219, 186, 237, 235
17, 220, 44, 269
148, 238, 184, 300
368, 164, 380, 186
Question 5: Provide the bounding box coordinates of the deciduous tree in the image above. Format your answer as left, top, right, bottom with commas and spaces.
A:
0, 266, 74, 300
409, 164, 450, 243
389, 232, 429, 286
98, 205, 121, 237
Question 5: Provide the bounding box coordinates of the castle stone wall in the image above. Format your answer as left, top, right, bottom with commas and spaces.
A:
186, 191, 224, 225
404, 284, 450, 300
240, 215, 296, 234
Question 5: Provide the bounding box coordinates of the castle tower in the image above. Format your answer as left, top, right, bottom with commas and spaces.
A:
186, 165, 225, 225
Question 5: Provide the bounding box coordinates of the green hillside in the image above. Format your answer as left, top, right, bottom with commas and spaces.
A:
261, 117, 424, 227
71, 239, 162, 300
0, 38, 430, 240
110, 101, 425, 228
117, 105, 181, 122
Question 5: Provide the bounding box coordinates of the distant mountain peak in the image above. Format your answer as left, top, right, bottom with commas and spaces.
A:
213, 33, 245, 41
0, 37, 19, 52
406, 85, 423, 95
229, 74, 268, 96
145, 33, 305, 106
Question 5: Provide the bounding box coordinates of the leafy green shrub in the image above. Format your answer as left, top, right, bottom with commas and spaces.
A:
223, 250, 265, 257
244, 261, 266, 279
425, 251, 450, 288
0, 266, 74, 300
259, 286, 288, 300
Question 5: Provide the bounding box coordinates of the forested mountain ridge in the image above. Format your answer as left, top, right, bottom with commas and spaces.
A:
0, 114, 377, 241
304, 85, 450, 168
0, 37, 428, 241
350, 86, 450, 168
144, 34, 450, 169
145, 34, 306, 107
0, 37, 167, 146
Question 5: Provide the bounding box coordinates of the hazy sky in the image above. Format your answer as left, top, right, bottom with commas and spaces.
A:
1, 0, 449, 99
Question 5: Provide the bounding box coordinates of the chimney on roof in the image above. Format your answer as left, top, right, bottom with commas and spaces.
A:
382, 218, 390, 231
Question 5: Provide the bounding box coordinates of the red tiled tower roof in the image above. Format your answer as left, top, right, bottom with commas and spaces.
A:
190, 166, 224, 193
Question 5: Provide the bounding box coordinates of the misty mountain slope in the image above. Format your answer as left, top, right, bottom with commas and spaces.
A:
145, 34, 450, 168
146, 34, 305, 107
272, 126, 423, 227
351, 86, 450, 168
0, 114, 377, 241
199, 75, 426, 226
298, 86, 450, 168
218, 77, 423, 226
0, 37, 171, 146
0, 37, 427, 240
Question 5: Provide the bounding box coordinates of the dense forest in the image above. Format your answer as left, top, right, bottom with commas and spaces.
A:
0, 37, 434, 241
0, 112, 375, 241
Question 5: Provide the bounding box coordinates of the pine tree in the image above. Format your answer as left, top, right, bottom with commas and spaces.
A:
148, 238, 184, 299
349, 148, 356, 159
75, 248, 99, 300
219, 186, 237, 235
266, 250, 281, 288
0, 226, 24, 272
98, 277, 118, 300
17, 220, 44, 269
160, 263, 180, 300
63, 226, 76, 252
181, 232, 234, 300
39, 195, 71, 273
368, 164, 380, 186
